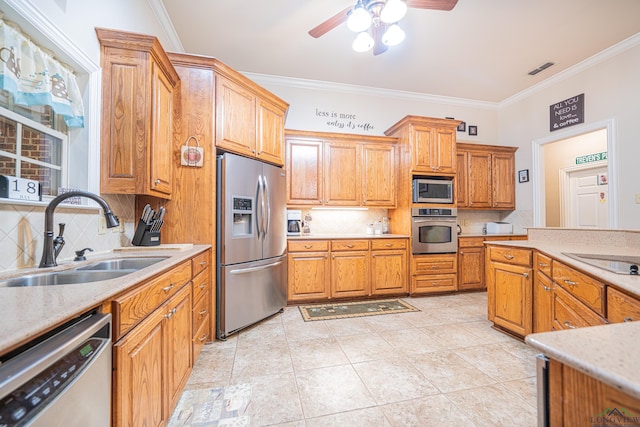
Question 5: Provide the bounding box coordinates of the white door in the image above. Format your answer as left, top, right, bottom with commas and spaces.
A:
562, 165, 609, 228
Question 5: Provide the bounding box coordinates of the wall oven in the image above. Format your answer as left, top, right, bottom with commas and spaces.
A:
411, 207, 458, 254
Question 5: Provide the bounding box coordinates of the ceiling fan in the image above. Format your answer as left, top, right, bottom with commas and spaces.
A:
309, 0, 458, 55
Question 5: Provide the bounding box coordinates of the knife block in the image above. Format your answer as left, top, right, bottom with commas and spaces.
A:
132, 219, 161, 246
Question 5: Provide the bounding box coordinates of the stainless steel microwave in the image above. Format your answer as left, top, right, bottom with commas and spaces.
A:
412, 178, 454, 204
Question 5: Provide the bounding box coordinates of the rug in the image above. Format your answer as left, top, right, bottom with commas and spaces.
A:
298, 299, 419, 321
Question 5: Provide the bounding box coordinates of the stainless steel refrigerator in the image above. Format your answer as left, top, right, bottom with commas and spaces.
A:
216, 153, 287, 339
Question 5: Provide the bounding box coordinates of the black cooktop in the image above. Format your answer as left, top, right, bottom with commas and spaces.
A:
562, 253, 640, 275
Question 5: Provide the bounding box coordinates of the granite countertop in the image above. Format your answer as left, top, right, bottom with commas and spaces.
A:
526, 322, 640, 400
0, 244, 211, 354
287, 234, 410, 239
458, 233, 528, 238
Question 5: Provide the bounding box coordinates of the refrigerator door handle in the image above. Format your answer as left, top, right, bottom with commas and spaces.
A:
256, 175, 264, 239
229, 260, 284, 275
263, 174, 271, 240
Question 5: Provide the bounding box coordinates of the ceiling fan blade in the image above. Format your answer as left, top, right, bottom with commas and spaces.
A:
405, 0, 459, 11
308, 6, 351, 38
372, 24, 389, 56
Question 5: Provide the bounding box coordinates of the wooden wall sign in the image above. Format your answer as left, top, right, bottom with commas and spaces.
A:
550, 93, 584, 132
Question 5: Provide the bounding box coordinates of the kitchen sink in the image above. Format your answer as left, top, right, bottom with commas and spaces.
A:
0, 270, 131, 288
562, 253, 640, 275
76, 257, 168, 271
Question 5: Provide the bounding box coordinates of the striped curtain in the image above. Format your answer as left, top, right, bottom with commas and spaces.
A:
0, 18, 84, 127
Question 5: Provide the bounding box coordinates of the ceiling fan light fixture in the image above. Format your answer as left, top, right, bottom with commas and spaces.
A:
380, 0, 408, 24
347, 5, 372, 32
352, 31, 375, 52
382, 23, 405, 46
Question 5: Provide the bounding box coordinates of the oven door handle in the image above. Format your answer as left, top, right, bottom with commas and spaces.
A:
412, 219, 457, 224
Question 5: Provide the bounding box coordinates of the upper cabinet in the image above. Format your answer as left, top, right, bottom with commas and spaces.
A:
215, 64, 289, 166
96, 28, 180, 199
285, 130, 397, 208
457, 143, 518, 210
384, 116, 459, 175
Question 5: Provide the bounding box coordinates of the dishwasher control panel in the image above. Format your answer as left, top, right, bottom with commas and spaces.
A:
0, 337, 106, 426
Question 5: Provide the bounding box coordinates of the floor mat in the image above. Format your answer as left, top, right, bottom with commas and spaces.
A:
168, 384, 251, 426
298, 298, 419, 321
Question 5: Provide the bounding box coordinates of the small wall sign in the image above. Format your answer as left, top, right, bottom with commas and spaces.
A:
0, 175, 42, 201
180, 136, 204, 167
550, 93, 584, 132
575, 151, 607, 165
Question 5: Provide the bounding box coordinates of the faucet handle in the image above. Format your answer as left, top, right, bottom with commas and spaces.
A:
58, 223, 66, 237
74, 247, 94, 261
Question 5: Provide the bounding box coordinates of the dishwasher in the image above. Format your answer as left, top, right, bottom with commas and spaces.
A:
0, 312, 112, 426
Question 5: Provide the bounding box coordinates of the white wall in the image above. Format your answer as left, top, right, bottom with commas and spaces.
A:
498, 42, 640, 230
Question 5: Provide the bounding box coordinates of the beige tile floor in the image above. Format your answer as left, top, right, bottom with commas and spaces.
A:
169, 292, 539, 426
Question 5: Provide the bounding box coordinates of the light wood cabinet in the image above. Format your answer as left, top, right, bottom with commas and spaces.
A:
215, 71, 288, 166
191, 250, 212, 361
285, 130, 397, 208
458, 237, 485, 291
165, 285, 192, 412
607, 286, 640, 323
331, 240, 370, 298
456, 143, 518, 210
96, 28, 179, 199
371, 239, 408, 295
384, 116, 459, 175
287, 240, 330, 302
553, 261, 606, 316
411, 253, 457, 294
533, 252, 554, 333
551, 285, 606, 330
486, 245, 533, 337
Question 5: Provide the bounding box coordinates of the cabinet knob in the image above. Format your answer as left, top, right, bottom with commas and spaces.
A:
198, 334, 208, 342
460, 251, 464, 255
563, 320, 576, 329
198, 283, 206, 289
163, 284, 175, 292
503, 254, 515, 260
385, 243, 392, 247
543, 285, 551, 291
563, 279, 577, 286
346, 244, 354, 248
304, 245, 312, 249
522, 272, 529, 278
199, 308, 207, 316
624, 317, 634, 322
199, 261, 208, 266
155, 179, 161, 185
538, 262, 549, 267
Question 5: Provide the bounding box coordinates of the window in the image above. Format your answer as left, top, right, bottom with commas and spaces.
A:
0, 95, 69, 197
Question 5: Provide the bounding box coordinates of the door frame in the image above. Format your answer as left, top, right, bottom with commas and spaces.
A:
532, 118, 618, 228
559, 160, 608, 227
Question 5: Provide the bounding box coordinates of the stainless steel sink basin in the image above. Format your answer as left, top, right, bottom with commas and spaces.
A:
0, 270, 131, 288
76, 257, 168, 271
562, 253, 640, 275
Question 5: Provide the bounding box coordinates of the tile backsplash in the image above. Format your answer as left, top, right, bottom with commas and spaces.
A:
0, 194, 136, 272
299, 208, 389, 235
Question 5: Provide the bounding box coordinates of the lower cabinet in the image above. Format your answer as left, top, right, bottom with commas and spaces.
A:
551, 285, 606, 330
607, 286, 640, 323
411, 253, 457, 294
533, 252, 554, 333
287, 238, 408, 302
113, 284, 191, 427
457, 237, 485, 291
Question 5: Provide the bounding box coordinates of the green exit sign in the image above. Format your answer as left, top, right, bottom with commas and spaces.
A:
576, 152, 607, 164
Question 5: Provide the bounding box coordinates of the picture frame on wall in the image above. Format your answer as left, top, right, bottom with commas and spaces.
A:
457, 121, 466, 132
518, 169, 529, 183
468, 125, 477, 136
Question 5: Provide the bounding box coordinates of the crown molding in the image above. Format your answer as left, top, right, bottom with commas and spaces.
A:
500, 32, 640, 107
147, 0, 185, 52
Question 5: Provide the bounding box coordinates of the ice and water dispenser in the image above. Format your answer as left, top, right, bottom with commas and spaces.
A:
232, 196, 253, 237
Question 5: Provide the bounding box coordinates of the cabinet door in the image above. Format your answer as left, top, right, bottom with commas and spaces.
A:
489, 262, 532, 336
551, 285, 606, 330
215, 75, 256, 157
166, 285, 192, 413
362, 144, 396, 207
456, 151, 468, 207
458, 245, 484, 291
433, 127, 456, 173
411, 126, 435, 172
467, 151, 492, 208
149, 60, 174, 197
371, 249, 407, 294
492, 152, 516, 209
287, 251, 330, 302
607, 286, 640, 323
533, 269, 554, 333
114, 305, 166, 427
256, 97, 285, 166
285, 138, 323, 205
324, 142, 361, 206
331, 251, 370, 297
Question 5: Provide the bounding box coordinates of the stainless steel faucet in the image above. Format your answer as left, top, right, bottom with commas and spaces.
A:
39, 191, 120, 267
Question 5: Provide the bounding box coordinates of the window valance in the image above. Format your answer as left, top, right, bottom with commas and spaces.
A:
0, 17, 84, 127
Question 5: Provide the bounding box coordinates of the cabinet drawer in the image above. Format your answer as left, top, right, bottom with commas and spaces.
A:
412, 274, 457, 293
331, 240, 369, 251
371, 239, 407, 250
552, 285, 606, 330
192, 250, 210, 277
288, 240, 329, 252
607, 287, 640, 323
535, 252, 552, 277
553, 261, 605, 316
192, 313, 209, 362
489, 246, 532, 267
113, 260, 192, 339
412, 254, 457, 275
193, 290, 210, 334
192, 267, 210, 305
458, 237, 485, 248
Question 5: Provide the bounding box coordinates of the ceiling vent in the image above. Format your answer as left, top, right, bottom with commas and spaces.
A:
528, 62, 555, 76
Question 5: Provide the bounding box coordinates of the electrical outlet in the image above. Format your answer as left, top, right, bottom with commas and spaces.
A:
118, 221, 125, 233
98, 216, 106, 235
636, 194, 640, 204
